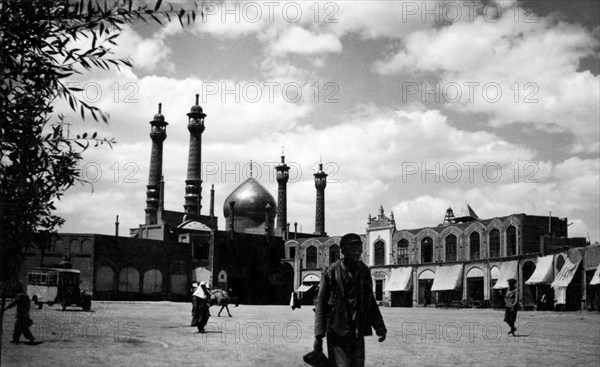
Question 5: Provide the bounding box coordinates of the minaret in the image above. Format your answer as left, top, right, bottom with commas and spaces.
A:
314, 161, 327, 236
183, 94, 206, 222
275, 149, 290, 235
209, 184, 215, 218
145, 103, 167, 225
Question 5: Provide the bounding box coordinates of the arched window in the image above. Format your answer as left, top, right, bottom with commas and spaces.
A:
96, 266, 114, 292
421, 237, 433, 263
506, 226, 517, 256
329, 245, 340, 264
143, 269, 163, 294
118, 267, 139, 293
374, 241, 385, 266
306, 246, 317, 268
445, 234, 457, 262
469, 232, 481, 260
397, 239, 409, 265
489, 229, 500, 258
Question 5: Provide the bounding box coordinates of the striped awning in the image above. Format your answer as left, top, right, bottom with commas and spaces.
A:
525, 255, 554, 285
296, 284, 314, 292
431, 264, 463, 291
551, 257, 582, 288
383, 267, 412, 292
493, 261, 519, 289
590, 264, 600, 286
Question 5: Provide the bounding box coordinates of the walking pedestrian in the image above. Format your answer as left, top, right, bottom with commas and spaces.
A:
3, 283, 35, 344
504, 278, 519, 335
311, 233, 387, 367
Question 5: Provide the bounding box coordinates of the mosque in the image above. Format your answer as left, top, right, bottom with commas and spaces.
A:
18, 97, 600, 310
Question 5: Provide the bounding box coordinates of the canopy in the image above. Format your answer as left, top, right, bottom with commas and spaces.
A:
303, 274, 320, 282
431, 264, 463, 292
490, 266, 500, 280
493, 261, 519, 289
383, 267, 412, 292
551, 257, 582, 288
590, 264, 600, 286
296, 284, 315, 292
525, 255, 555, 285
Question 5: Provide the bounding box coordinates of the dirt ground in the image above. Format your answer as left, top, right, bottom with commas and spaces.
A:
2, 301, 599, 366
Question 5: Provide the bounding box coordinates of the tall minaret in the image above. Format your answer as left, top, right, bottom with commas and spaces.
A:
275, 149, 290, 235
145, 103, 168, 225
314, 160, 327, 236
183, 94, 206, 222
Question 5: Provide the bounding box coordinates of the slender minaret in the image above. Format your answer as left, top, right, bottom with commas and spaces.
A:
183, 94, 206, 222
314, 161, 327, 236
145, 103, 168, 225
275, 149, 290, 234
209, 184, 215, 218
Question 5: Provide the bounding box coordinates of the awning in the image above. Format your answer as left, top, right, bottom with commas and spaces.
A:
590, 264, 600, 286
493, 261, 519, 289
296, 284, 315, 292
431, 264, 463, 291
525, 255, 554, 285
490, 266, 500, 280
383, 267, 412, 292
303, 274, 320, 282
551, 257, 582, 288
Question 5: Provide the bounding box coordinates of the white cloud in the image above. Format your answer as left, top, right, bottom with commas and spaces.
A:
374, 9, 600, 153
271, 27, 342, 56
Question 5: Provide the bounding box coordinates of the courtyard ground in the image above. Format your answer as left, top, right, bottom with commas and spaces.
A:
2, 301, 599, 366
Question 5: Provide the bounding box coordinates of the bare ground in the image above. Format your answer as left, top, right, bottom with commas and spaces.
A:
2, 301, 599, 366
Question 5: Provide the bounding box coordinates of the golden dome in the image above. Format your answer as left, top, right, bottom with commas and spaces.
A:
223, 177, 276, 221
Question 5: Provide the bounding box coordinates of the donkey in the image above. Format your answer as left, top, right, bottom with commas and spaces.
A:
209, 289, 232, 317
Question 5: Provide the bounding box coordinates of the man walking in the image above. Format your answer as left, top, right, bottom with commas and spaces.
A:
3, 283, 35, 344
504, 278, 519, 335
313, 233, 387, 367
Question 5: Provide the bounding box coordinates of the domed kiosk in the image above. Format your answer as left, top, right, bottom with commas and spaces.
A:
223, 177, 277, 234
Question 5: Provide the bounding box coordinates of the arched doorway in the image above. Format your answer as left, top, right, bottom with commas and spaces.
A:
490, 266, 502, 308
418, 270, 435, 306
466, 267, 484, 304
522, 261, 536, 309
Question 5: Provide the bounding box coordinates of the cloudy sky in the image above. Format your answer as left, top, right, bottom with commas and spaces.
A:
54, 0, 599, 243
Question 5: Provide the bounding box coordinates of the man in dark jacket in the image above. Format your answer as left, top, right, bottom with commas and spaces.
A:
313, 233, 387, 367
504, 278, 519, 335
3, 283, 35, 344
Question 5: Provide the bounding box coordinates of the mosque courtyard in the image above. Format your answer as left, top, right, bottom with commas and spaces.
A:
2, 301, 599, 366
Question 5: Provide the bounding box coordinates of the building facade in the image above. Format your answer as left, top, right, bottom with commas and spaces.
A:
284, 206, 597, 311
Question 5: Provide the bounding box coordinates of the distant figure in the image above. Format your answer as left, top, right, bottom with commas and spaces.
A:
228, 288, 239, 307
537, 293, 547, 311
424, 293, 431, 308
191, 281, 212, 333
3, 283, 35, 344
313, 233, 387, 367
504, 278, 519, 335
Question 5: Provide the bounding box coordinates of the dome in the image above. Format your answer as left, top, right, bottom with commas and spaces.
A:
223, 177, 276, 221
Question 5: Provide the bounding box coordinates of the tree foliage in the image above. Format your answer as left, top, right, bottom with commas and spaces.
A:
0, 0, 199, 282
